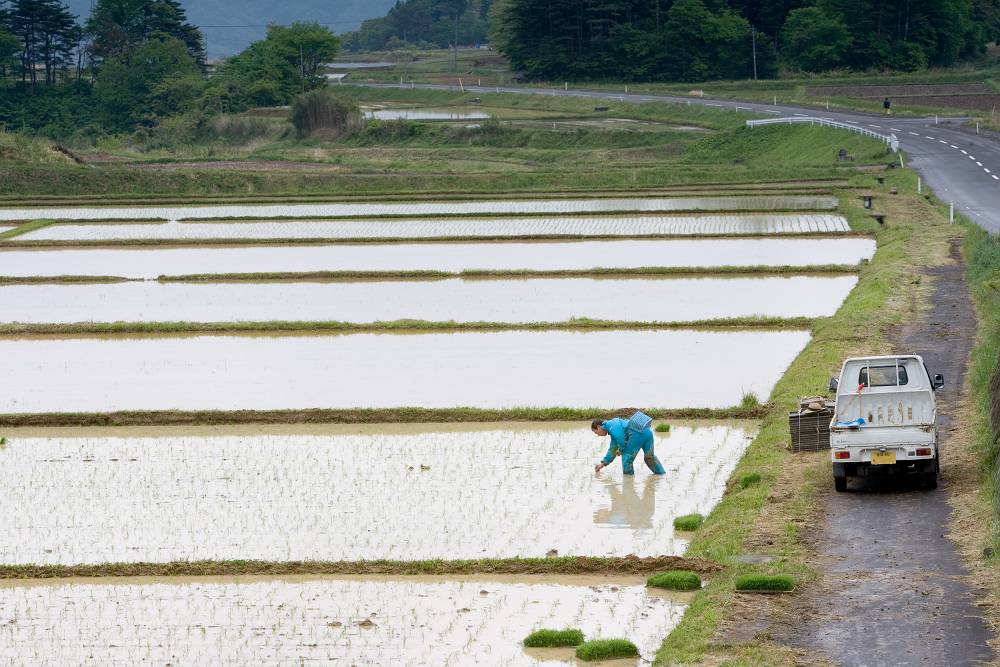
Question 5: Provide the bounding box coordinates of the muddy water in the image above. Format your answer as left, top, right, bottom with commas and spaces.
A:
0, 330, 809, 412
366, 109, 490, 120
0, 195, 838, 223
0, 238, 875, 276
0, 424, 753, 563
0, 577, 682, 665
13, 213, 850, 240
0, 276, 857, 324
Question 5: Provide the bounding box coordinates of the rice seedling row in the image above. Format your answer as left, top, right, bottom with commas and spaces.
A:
0, 424, 752, 565
0, 276, 857, 325
0, 330, 809, 413
8, 213, 850, 241
0, 238, 874, 277
0, 195, 838, 223
0, 576, 683, 665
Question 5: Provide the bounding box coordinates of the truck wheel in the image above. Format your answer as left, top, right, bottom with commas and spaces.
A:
834, 477, 847, 492
924, 473, 938, 490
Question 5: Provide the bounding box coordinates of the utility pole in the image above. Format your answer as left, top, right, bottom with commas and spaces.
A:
751, 25, 757, 81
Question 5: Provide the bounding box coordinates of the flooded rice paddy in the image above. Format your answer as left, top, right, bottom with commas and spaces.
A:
365, 108, 491, 120
0, 330, 809, 412
0, 195, 837, 223
0, 238, 875, 277
0, 424, 753, 563
0, 576, 683, 665
0, 276, 857, 324
13, 213, 850, 241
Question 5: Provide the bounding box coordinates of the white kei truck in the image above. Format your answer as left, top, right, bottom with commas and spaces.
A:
828, 355, 945, 492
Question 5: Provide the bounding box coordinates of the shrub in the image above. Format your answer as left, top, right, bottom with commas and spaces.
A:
575, 639, 639, 661
673, 513, 704, 531
646, 570, 701, 591
740, 472, 763, 488
0, 436, 6, 446
291, 89, 363, 138
655, 423, 670, 433
735, 574, 795, 592
523, 628, 585, 647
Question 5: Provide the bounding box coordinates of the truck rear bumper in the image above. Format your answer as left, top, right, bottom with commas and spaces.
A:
833, 458, 937, 478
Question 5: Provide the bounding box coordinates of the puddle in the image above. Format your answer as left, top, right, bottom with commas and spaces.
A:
0, 577, 682, 664
0, 424, 753, 563
11, 213, 851, 241
0, 196, 838, 223
0, 276, 857, 324
0, 238, 874, 276
0, 330, 809, 412
365, 108, 491, 120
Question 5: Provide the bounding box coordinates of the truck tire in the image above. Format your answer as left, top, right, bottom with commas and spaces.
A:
834, 477, 847, 492
924, 472, 938, 490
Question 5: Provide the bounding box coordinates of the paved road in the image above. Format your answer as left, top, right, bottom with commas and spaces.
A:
357, 82, 1000, 233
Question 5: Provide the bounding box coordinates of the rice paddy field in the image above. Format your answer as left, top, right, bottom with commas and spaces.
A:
0, 191, 871, 663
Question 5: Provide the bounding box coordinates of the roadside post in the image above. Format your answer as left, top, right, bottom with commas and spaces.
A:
950, 202, 954, 224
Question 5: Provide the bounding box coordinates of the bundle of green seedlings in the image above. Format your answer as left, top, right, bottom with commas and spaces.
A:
673, 513, 704, 531
576, 639, 640, 661
646, 570, 702, 591
522, 628, 585, 647
734, 574, 795, 592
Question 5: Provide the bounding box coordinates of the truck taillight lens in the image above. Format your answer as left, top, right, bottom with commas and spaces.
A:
916, 448, 932, 456
834, 451, 851, 460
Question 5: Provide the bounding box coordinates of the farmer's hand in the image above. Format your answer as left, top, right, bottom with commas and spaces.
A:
594, 463, 604, 474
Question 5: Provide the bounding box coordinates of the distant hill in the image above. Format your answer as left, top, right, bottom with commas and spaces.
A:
63, 0, 397, 58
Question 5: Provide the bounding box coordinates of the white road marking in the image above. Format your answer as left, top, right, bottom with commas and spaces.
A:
950, 145, 958, 149
890, 127, 902, 132
908, 131, 920, 135
846, 120, 859, 124
969, 155, 977, 160
794, 113, 808, 117
977, 161, 983, 166
993, 175, 999, 181
925, 135, 936, 140
938, 140, 948, 144
985, 168, 991, 174
765, 110, 781, 114
869, 124, 882, 128
961, 149, 968, 154
707, 103, 723, 107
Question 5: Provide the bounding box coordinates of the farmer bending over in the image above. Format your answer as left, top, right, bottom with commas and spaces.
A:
592, 417, 665, 476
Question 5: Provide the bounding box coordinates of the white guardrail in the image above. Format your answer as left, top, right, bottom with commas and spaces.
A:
746, 116, 899, 153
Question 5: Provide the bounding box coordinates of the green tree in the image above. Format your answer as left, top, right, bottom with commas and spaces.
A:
93, 35, 202, 127
6, 0, 80, 85
780, 5, 851, 71
85, 0, 203, 64
0, 27, 20, 82
264, 22, 340, 87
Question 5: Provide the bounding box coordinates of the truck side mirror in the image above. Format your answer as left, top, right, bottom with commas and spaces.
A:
933, 374, 945, 390
828, 377, 839, 393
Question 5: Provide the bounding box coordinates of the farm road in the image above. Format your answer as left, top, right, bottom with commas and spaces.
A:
779, 239, 994, 666
358, 82, 1000, 233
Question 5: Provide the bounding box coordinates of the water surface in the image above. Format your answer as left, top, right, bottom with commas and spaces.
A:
0, 330, 809, 412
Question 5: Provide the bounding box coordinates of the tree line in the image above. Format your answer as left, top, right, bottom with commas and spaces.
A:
342, 0, 491, 52
0, 0, 340, 137
490, 0, 1000, 81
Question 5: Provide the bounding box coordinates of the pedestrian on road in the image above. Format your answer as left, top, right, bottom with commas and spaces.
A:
883, 97, 892, 115
592, 416, 665, 476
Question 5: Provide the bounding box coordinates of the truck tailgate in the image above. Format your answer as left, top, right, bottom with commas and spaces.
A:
831, 424, 935, 448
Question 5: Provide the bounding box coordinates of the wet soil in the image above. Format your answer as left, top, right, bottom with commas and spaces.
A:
779, 239, 995, 665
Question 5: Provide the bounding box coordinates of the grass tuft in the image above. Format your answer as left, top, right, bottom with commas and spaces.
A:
646, 570, 702, 591
655, 423, 671, 433
523, 628, 585, 647
740, 472, 763, 488
673, 513, 705, 531
739, 391, 761, 409
576, 639, 639, 661
734, 574, 795, 592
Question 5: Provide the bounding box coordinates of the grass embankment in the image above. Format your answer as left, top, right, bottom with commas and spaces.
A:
0, 318, 816, 337
0, 219, 54, 240
654, 172, 961, 665
965, 223, 1000, 556
0, 555, 721, 580
0, 405, 768, 429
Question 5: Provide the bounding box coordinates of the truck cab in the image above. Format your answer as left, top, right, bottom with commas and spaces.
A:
828, 355, 944, 492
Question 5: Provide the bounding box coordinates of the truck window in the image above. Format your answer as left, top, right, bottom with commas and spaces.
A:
859, 365, 908, 387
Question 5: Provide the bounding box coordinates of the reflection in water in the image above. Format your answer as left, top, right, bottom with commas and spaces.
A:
594, 475, 661, 530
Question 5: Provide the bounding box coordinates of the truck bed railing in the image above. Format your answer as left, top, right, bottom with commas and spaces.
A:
746, 117, 899, 153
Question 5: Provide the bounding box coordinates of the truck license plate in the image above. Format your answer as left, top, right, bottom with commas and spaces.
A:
871, 451, 896, 465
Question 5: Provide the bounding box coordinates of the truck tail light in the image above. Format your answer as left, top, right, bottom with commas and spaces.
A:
916, 448, 932, 456
834, 451, 851, 460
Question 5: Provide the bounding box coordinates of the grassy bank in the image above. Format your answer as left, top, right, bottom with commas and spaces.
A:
0, 405, 768, 428
654, 175, 961, 664
0, 555, 721, 580
965, 222, 1000, 555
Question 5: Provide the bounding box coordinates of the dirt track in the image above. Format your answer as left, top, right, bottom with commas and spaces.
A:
781, 239, 995, 665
